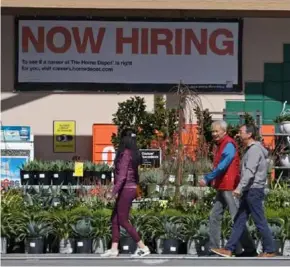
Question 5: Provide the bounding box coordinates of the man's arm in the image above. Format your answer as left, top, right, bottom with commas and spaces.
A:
204, 143, 236, 183
236, 145, 261, 193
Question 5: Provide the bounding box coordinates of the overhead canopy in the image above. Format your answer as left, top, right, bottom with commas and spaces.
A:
2, 0, 290, 11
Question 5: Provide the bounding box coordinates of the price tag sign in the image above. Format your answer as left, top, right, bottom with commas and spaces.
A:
73, 162, 84, 177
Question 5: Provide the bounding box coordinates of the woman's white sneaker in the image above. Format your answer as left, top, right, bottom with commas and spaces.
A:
131, 246, 151, 258
100, 249, 119, 257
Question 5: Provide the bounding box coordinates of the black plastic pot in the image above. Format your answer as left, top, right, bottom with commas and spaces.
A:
51, 172, 66, 185
45, 235, 59, 253
66, 172, 80, 185
162, 239, 181, 254
194, 238, 211, 256
35, 171, 51, 185
26, 237, 44, 254
75, 238, 92, 253
274, 239, 283, 255
7, 239, 25, 253
20, 171, 34, 185
119, 237, 137, 254
99, 172, 112, 185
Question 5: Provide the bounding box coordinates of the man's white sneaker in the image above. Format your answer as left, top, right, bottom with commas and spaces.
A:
100, 249, 119, 257
131, 246, 151, 258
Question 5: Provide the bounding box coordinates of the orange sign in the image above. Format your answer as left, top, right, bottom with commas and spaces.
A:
93, 124, 117, 166
92, 124, 275, 165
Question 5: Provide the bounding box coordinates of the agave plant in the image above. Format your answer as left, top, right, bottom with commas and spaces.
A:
72, 218, 94, 238
27, 220, 53, 238
193, 220, 209, 241
50, 160, 65, 172
268, 218, 286, 241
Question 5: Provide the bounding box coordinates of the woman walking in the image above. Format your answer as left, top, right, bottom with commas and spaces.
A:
101, 129, 150, 258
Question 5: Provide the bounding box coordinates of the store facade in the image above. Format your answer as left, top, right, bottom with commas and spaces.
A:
1, 1, 290, 160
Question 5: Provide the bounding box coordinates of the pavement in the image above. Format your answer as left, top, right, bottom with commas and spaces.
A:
2, 254, 290, 267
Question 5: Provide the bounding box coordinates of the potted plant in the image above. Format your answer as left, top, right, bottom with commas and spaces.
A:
20, 160, 38, 185
279, 149, 290, 168
1, 211, 11, 254
192, 220, 210, 256
146, 215, 186, 254
182, 215, 199, 255
91, 211, 111, 254
139, 168, 164, 198
161, 160, 177, 185
35, 160, 50, 185
118, 214, 148, 254
84, 161, 95, 178
47, 185, 63, 208
98, 163, 112, 185
65, 161, 80, 185
274, 101, 290, 134
47, 209, 75, 254
1, 190, 27, 253
25, 214, 53, 254
72, 217, 94, 253
182, 159, 195, 185
283, 219, 290, 256
50, 160, 66, 185
268, 218, 286, 255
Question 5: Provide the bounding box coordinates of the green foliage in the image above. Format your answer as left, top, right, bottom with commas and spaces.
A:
2, 181, 290, 248
111, 96, 178, 150
274, 114, 290, 123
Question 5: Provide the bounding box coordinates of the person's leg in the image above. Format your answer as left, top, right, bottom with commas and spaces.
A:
117, 188, 150, 257
111, 207, 120, 250
225, 194, 250, 252
101, 203, 120, 257
209, 191, 226, 249
246, 188, 275, 255
117, 188, 141, 243
223, 191, 256, 254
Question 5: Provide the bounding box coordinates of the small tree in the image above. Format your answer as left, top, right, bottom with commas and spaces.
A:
111, 96, 179, 150
111, 96, 155, 149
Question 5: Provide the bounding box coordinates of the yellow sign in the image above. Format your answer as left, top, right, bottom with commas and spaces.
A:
53, 121, 76, 153
73, 162, 84, 177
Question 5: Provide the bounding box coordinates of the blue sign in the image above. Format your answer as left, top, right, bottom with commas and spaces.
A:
1, 126, 31, 142
0, 156, 29, 187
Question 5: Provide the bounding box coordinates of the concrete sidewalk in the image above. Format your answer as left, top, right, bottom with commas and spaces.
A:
2, 254, 290, 266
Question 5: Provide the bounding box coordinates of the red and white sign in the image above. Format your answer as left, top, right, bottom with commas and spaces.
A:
17, 19, 241, 89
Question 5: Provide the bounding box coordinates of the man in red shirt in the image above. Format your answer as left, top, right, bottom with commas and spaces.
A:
199, 120, 256, 256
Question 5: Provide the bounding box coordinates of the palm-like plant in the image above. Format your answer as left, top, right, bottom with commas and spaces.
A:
91, 213, 111, 242
144, 215, 186, 241
46, 210, 74, 240
180, 215, 200, 241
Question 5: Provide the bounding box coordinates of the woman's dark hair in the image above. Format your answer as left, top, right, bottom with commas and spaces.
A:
114, 128, 141, 170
